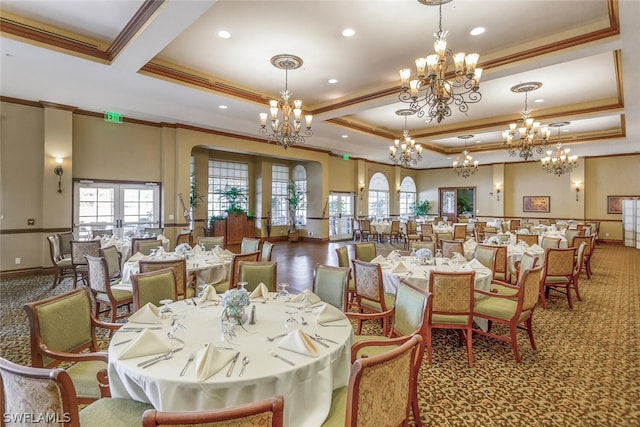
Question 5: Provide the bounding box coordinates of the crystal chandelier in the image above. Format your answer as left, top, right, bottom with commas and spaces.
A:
452, 135, 479, 178
259, 54, 313, 149
389, 109, 423, 168
398, 0, 482, 124
502, 82, 551, 160
540, 122, 578, 176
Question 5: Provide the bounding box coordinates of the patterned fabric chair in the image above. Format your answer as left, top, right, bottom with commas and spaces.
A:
354, 219, 373, 242
354, 242, 377, 262
509, 219, 521, 233
421, 223, 434, 240
404, 221, 421, 249
91, 229, 113, 238
427, 270, 476, 367
241, 237, 261, 254
321, 335, 422, 427
56, 231, 74, 259
261, 241, 275, 261
132, 268, 178, 310
541, 236, 562, 249
351, 259, 396, 334
381, 220, 402, 243
541, 247, 577, 309
131, 237, 162, 256
441, 239, 464, 259
453, 224, 468, 241
434, 232, 453, 249
474, 244, 498, 272
139, 258, 195, 299
216, 251, 261, 293
335, 246, 356, 308
176, 230, 193, 248
313, 264, 350, 311
572, 235, 596, 278
86, 255, 132, 323
197, 236, 225, 250
236, 261, 277, 292
70, 240, 101, 287
473, 265, 545, 363
493, 252, 538, 293
99, 245, 122, 280
0, 356, 153, 427
516, 233, 539, 246
23, 287, 119, 403
142, 395, 285, 427
47, 235, 74, 289
409, 240, 436, 254
492, 244, 508, 282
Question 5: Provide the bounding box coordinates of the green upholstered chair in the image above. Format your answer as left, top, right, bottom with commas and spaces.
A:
321, 335, 422, 427
215, 251, 261, 293
404, 220, 421, 250
540, 247, 577, 309
139, 258, 195, 299
0, 356, 153, 427
86, 255, 132, 323
491, 244, 508, 282
132, 238, 162, 256
492, 252, 538, 294
47, 235, 74, 289
312, 264, 350, 311
142, 395, 284, 427
409, 240, 436, 253
197, 236, 225, 250
441, 239, 464, 258
351, 259, 396, 335
434, 231, 453, 249
335, 246, 356, 308
541, 236, 562, 249
473, 265, 544, 363
56, 231, 74, 259
474, 244, 497, 272
354, 242, 376, 262
23, 287, 120, 403
99, 245, 122, 280
144, 227, 164, 236
261, 241, 275, 261
240, 237, 261, 254
427, 270, 476, 367
236, 261, 277, 292
70, 240, 101, 288
131, 268, 178, 310
516, 233, 539, 246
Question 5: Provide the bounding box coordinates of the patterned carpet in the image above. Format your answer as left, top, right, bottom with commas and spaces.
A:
1, 243, 638, 426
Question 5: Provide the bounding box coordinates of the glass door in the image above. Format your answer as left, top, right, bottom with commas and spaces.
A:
73, 181, 161, 239
328, 192, 354, 241
439, 187, 476, 221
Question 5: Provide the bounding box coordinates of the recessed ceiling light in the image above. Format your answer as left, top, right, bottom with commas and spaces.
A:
342, 28, 355, 37
218, 30, 231, 39
561, 129, 569, 132
342, 135, 349, 139
533, 98, 544, 103
328, 78, 338, 84
470, 27, 485, 36
475, 140, 481, 144
218, 105, 228, 109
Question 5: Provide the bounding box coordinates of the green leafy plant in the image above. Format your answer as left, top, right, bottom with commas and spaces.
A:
189, 174, 205, 209
286, 180, 305, 233
208, 215, 226, 228
221, 186, 247, 214
412, 200, 431, 217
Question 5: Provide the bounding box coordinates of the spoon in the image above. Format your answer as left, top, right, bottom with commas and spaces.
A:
239, 356, 249, 377
267, 333, 287, 342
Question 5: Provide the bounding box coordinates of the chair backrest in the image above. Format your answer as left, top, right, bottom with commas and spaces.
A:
434, 232, 453, 248
474, 244, 498, 272
573, 241, 587, 276
519, 265, 545, 312
516, 252, 539, 284
23, 288, 97, 368
516, 233, 539, 246
261, 241, 275, 261
139, 258, 188, 298
453, 224, 467, 240
351, 259, 389, 311
197, 236, 225, 251
141, 395, 285, 427
99, 245, 121, 278
70, 240, 100, 266
237, 261, 277, 292
541, 236, 562, 249
335, 246, 350, 269
492, 244, 508, 279
441, 239, 463, 258
345, 335, 421, 427
132, 268, 178, 309
227, 251, 261, 290
132, 237, 161, 256
484, 226, 498, 234
144, 227, 164, 236
176, 231, 193, 248
0, 357, 81, 427
565, 229, 582, 246
57, 231, 74, 258
390, 220, 400, 233
360, 220, 372, 232
428, 270, 475, 323
354, 242, 376, 262
312, 264, 349, 311
509, 219, 521, 232
85, 255, 111, 294
572, 235, 594, 257
91, 229, 112, 238
47, 235, 62, 263
393, 280, 429, 339
543, 247, 576, 278
421, 223, 434, 236
409, 240, 436, 253
241, 237, 261, 254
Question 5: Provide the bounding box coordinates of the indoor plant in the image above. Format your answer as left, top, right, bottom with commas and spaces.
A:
221, 186, 247, 214
412, 200, 431, 218
286, 180, 305, 242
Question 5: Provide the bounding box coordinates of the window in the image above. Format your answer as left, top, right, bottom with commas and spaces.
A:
207, 160, 249, 218
399, 176, 417, 217
271, 164, 289, 226
292, 165, 307, 226
368, 172, 389, 219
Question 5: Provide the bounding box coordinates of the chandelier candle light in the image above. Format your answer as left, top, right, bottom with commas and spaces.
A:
540, 121, 578, 176
389, 109, 423, 168
398, 0, 482, 123
452, 135, 479, 178
502, 82, 551, 160
259, 54, 313, 149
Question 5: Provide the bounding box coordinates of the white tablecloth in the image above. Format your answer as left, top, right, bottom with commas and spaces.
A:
121, 252, 231, 286
108, 295, 352, 427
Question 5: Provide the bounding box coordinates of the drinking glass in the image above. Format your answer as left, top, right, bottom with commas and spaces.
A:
277, 283, 290, 298
159, 299, 173, 320
284, 315, 299, 333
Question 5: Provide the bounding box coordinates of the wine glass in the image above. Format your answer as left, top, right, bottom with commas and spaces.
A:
277, 283, 289, 298
159, 299, 173, 320
197, 284, 208, 299
167, 316, 186, 349
237, 281, 248, 290
284, 315, 299, 333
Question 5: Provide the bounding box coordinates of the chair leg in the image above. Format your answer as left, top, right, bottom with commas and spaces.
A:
566, 283, 573, 309
586, 259, 592, 278
573, 276, 582, 301
510, 325, 522, 363
465, 329, 473, 367
525, 318, 536, 350
426, 329, 433, 364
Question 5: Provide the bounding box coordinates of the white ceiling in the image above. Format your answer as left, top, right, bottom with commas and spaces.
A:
1, 0, 639, 169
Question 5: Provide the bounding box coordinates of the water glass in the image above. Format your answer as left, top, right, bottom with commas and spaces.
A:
277, 283, 290, 298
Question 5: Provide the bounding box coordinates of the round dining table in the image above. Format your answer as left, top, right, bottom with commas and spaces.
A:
108, 294, 353, 427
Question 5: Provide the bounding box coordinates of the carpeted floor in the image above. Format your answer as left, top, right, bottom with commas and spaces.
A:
1, 243, 638, 426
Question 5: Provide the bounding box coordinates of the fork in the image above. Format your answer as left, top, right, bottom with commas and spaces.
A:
179, 353, 195, 376
239, 356, 249, 376
267, 333, 287, 342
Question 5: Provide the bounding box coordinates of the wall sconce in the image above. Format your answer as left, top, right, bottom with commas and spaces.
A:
54, 158, 64, 193
575, 185, 580, 201
396, 185, 401, 196
496, 188, 501, 202
359, 182, 365, 200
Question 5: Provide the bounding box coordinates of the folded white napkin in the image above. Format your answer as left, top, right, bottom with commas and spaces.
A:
467, 258, 486, 270
158, 235, 170, 245
118, 329, 171, 360
290, 290, 322, 306
103, 236, 117, 247
370, 255, 387, 264
197, 285, 221, 305
195, 343, 237, 381
463, 240, 476, 249
193, 245, 203, 253
392, 261, 410, 273
127, 303, 162, 324
529, 244, 544, 252
313, 303, 345, 324
220, 249, 235, 258
517, 240, 530, 247
127, 252, 146, 264
250, 283, 270, 299
277, 329, 319, 357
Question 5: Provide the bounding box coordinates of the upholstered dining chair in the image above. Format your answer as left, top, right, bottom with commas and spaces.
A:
236, 261, 277, 292
472, 265, 545, 363
516, 233, 539, 246
85, 255, 133, 323
23, 287, 119, 403
335, 246, 356, 308
404, 220, 421, 249
356, 219, 373, 241
91, 229, 112, 238
474, 244, 498, 274
312, 264, 350, 311
56, 231, 74, 259
131, 237, 162, 256
354, 242, 377, 262
409, 240, 436, 254
70, 240, 101, 287
492, 252, 539, 294
441, 239, 464, 259
351, 259, 396, 334
176, 230, 193, 248
321, 335, 422, 427
491, 244, 509, 282
144, 227, 164, 236
0, 356, 153, 427
434, 231, 453, 249
453, 224, 468, 241
47, 235, 74, 289
573, 235, 596, 278
421, 222, 434, 240
142, 395, 285, 427
381, 220, 402, 243
241, 237, 261, 253
540, 247, 577, 309
131, 268, 178, 310
261, 241, 275, 261
427, 270, 476, 367
509, 219, 521, 233
197, 236, 225, 250
216, 250, 261, 293
541, 236, 562, 249
99, 245, 122, 280
139, 258, 195, 299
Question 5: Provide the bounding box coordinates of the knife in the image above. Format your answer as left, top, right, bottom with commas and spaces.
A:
121, 326, 162, 332
226, 352, 240, 377
310, 335, 329, 348
140, 348, 183, 369
315, 334, 338, 344
137, 348, 182, 367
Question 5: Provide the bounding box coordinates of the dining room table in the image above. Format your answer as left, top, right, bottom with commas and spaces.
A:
107, 292, 353, 427
461, 239, 546, 277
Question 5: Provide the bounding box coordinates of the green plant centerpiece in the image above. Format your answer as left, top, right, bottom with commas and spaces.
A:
412, 200, 431, 217
286, 180, 305, 241
222, 186, 247, 214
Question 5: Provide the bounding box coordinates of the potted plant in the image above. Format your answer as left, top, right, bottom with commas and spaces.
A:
412, 200, 431, 218
221, 186, 247, 214
286, 180, 305, 242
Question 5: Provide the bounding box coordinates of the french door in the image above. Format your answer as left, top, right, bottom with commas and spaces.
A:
73, 181, 161, 239
328, 192, 354, 241
439, 187, 476, 220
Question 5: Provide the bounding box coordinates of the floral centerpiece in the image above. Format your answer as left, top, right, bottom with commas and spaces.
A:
415, 248, 433, 265
485, 235, 503, 245
175, 243, 192, 256
221, 287, 250, 325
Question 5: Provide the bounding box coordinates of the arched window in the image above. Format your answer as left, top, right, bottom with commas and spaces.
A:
399, 176, 417, 217
292, 165, 307, 226
368, 172, 389, 219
